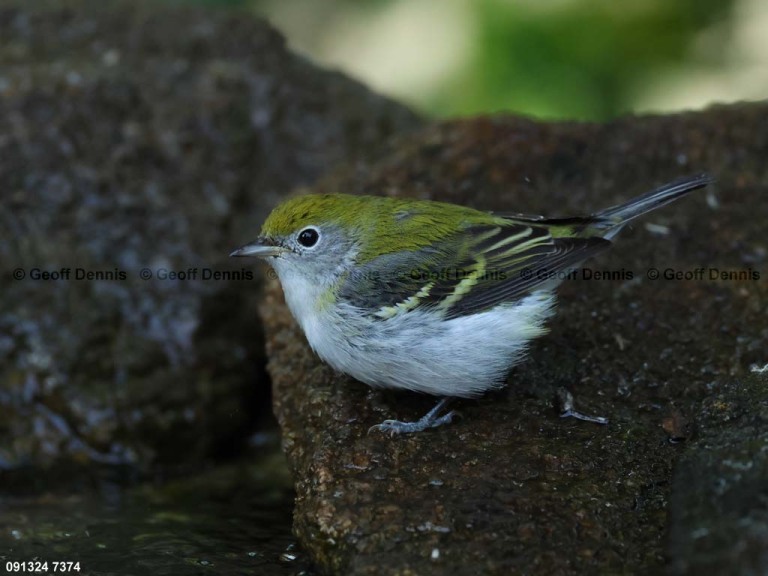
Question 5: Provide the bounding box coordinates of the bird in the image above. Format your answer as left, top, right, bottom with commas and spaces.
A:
231, 173, 712, 434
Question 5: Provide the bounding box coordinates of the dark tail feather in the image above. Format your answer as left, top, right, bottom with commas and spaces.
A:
595, 173, 713, 233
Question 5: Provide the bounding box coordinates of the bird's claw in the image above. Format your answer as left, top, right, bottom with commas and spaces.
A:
368, 410, 457, 436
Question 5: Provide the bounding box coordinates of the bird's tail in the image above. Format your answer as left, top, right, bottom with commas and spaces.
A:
591, 173, 713, 238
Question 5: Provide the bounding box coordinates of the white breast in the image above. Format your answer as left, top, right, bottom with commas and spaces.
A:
275, 257, 556, 398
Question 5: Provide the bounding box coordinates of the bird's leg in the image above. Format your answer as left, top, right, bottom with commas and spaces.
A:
369, 397, 456, 435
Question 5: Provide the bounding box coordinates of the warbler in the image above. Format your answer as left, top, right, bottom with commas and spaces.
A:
232, 174, 712, 434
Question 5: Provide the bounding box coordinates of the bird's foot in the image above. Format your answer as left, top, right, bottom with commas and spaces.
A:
369, 398, 456, 435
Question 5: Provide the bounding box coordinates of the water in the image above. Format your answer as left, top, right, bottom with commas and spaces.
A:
0, 449, 311, 575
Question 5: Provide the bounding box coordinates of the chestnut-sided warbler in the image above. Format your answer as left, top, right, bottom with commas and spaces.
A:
232, 174, 712, 434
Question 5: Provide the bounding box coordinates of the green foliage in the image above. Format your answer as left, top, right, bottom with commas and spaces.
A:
178, 0, 250, 6
170, 0, 738, 120
433, 0, 735, 119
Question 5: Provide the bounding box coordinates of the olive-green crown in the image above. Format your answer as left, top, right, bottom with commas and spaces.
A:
261, 194, 497, 263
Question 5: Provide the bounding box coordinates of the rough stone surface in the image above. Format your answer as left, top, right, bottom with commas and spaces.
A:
261, 105, 767, 574
0, 1, 421, 472
668, 371, 768, 576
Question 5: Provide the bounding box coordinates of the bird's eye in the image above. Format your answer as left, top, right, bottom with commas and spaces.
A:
297, 227, 320, 248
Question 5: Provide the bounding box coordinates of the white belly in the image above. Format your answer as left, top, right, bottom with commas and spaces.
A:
291, 289, 557, 398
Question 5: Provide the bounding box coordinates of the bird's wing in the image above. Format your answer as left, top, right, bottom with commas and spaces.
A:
339, 222, 610, 320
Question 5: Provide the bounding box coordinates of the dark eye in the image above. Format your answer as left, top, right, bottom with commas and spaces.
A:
297, 227, 319, 248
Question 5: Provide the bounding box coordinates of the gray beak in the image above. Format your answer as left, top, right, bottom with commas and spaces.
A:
230, 237, 288, 258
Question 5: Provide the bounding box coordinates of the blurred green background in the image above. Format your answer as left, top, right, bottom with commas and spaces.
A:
189, 0, 763, 120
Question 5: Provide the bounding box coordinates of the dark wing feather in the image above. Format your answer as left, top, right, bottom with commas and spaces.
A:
425, 224, 610, 318
439, 234, 609, 318
338, 222, 610, 320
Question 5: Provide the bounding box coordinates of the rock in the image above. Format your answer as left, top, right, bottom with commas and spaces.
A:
262, 104, 767, 574
0, 1, 421, 473
668, 372, 768, 576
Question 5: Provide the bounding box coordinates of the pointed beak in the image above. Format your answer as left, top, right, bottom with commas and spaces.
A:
230, 237, 288, 258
